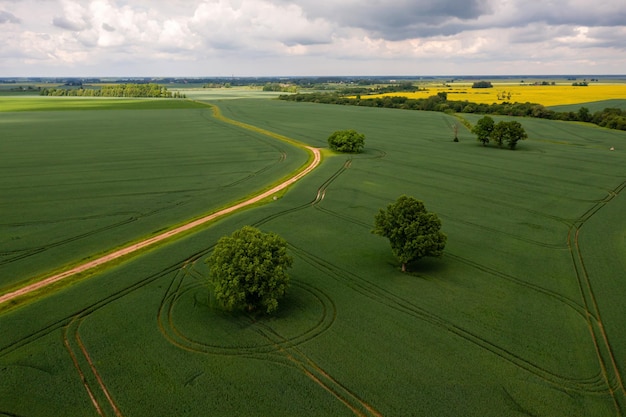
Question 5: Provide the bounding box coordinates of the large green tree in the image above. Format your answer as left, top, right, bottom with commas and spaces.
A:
471, 115, 495, 146
372, 196, 447, 272
472, 117, 527, 149
327, 129, 365, 153
206, 226, 293, 314
491, 120, 528, 149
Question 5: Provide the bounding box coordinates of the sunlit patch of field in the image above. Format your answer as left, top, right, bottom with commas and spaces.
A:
364, 83, 626, 107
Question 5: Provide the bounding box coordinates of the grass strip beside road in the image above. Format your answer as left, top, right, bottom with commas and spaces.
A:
0, 102, 322, 310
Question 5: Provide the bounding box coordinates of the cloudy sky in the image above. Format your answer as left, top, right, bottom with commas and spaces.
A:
1, 0, 625, 77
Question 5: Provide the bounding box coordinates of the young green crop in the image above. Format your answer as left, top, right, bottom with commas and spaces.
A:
0, 104, 307, 292
0, 97, 208, 112
1, 96, 625, 417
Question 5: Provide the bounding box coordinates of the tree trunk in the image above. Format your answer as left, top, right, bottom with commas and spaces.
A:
401, 263, 406, 272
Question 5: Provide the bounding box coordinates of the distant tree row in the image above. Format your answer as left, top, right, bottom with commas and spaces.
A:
262, 83, 298, 93
203, 82, 232, 88
279, 93, 626, 131
335, 82, 423, 96
471, 81, 493, 88
40, 83, 186, 98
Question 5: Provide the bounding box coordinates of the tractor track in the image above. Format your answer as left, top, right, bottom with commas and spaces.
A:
567, 180, 626, 415
156, 258, 382, 417
157, 262, 336, 356
290, 244, 609, 394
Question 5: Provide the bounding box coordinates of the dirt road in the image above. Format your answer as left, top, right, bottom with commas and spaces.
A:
0, 145, 321, 307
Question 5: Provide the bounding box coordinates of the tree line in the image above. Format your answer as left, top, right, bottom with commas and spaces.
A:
40, 83, 186, 98
279, 92, 626, 131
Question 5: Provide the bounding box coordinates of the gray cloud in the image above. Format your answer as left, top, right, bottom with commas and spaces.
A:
52, 16, 87, 31
513, 1, 626, 28
577, 26, 626, 49
286, 0, 493, 40
508, 24, 577, 45
0, 10, 20, 24
102, 23, 115, 32
284, 0, 626, 41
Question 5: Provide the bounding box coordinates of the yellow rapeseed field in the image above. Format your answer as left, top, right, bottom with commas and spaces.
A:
365, 83, 626, 107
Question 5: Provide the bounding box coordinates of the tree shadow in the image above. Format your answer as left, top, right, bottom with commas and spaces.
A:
404, 257, 447, 276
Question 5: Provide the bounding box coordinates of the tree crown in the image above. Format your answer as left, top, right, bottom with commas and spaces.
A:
327, 129, 365, 153
206, 226, 292, 314
471, 117, 527, 149
372, 196, 446, 272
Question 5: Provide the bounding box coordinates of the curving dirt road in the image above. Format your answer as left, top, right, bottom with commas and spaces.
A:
0, 132, 321, 308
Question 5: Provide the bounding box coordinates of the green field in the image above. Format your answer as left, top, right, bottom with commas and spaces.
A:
549, 99, 626, 113
1, 94, 625, 416
0, 96, 210, 112
0, 97, 308, 291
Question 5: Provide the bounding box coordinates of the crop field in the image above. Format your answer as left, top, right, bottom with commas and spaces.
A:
0, 97, 211, 112
184, 87, 286, 101
551, 99, 626, 113
0, 97, 308, 292
364, 83, 626, 107
1, 94, 626, 416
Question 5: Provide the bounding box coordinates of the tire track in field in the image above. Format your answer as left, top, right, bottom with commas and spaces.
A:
157, 261, 382, 417
444, 253, 587, 318
0, 212, 140, 228
0, 256, 213, 415
290, 245, 609, 394
546, 121, 603, 144
63, 313, 125, 417
0, 105, 321, 309
0, 252, 212, 414
0, 241, 215, 358
75, 327, 124, 417
374, 157, 586, 224
222, 148, 287, 188
0, 217, 139, 266
196, 108, 289, 188
308, 149, 389, 229
63, 318, 107, 417
382, 148, 606, 206
0, 267, 176, 358
252, 151, 585, 324
442, 216, 567, 249
245, 144, 600, 392
157, 262, 336, 356
252, 321, 383, 417
567, 180, 626, 414
254, 148, 386, 229
55, 257, 213, 417
0, 202, 189, 266
253, 158, 353, 228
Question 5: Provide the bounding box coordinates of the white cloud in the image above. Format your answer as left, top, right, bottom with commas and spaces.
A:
0, 0, 625, 76
52, 0, 90, 31
188, 0, 333, 54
